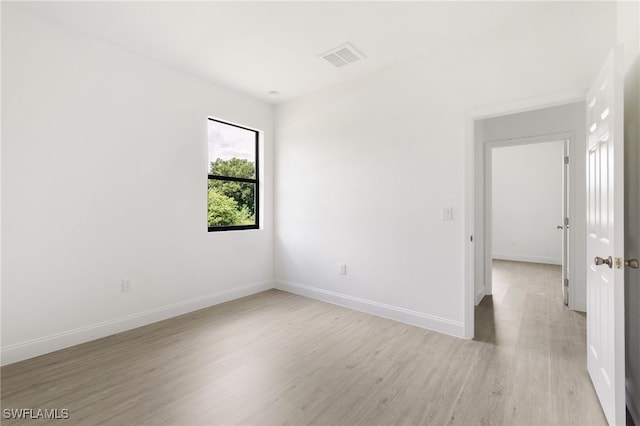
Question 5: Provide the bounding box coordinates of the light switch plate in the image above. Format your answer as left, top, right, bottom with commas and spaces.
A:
442, 207, 453, 221
339, 263, 347, 275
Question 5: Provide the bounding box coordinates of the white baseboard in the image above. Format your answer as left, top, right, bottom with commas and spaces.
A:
1, 281, 273, 366
492, 253, 562, 265
275, 280, 465, 339
627, 376, 640, 426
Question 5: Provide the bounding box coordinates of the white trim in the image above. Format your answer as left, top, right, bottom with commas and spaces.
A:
484, 132, 573, 147
276, 280, 465, 339
475, 287, 486, 306
464, 113, 476, 338
492, 253, 562, 265
1, 281, 273, 366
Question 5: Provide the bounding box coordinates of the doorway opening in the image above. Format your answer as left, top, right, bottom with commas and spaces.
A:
467, 99, 588, 334
475, 136, 571, 344
488, 139, 569, 306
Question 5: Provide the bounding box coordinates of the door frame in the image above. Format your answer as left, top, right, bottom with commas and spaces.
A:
463, 91, 586, 339
482, 135, 571, 297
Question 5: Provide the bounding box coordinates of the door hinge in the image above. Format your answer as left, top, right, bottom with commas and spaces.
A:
564, 156, 569, 164
564, 217, 569, 226
564, 278, 569, 287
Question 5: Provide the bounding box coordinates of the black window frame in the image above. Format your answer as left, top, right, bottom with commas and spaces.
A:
207, 117, 259, 232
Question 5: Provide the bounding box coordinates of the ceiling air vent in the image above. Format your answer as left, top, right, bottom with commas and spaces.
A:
320, 42, 366, 68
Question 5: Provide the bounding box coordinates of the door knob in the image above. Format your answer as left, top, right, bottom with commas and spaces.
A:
556, 225, 564, 229
594, 256, 613, 268
625, 259, 639, 269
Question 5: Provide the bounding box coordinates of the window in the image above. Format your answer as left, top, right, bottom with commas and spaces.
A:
207, 118, 259, 231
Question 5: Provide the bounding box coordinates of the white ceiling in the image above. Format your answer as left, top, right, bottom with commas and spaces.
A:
13, 1, 592, 104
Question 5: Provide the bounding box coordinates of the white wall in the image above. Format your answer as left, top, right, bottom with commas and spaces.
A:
618, 0, 640, 422
0, 1, 622, 366
475, 102, 586, 310
492, 142, 564, 265
1, 5, 274, 365
275, 4, 616, 337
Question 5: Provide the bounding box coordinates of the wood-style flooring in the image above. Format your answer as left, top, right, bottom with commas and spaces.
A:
1, 260, 607, 425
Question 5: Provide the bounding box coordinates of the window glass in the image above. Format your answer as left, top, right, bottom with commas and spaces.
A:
207, 118, 259, 231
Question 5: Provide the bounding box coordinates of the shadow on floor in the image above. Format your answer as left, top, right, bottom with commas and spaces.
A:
474, 294, 496, 344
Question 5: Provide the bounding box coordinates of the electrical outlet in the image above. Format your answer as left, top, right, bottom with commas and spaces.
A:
121, 279, 132, 293
339, 263, 347, 275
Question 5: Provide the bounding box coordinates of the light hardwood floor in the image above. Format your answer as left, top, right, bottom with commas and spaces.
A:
1, 260, 607, 425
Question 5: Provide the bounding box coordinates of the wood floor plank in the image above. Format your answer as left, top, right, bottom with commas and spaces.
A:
0, 261, 607, 425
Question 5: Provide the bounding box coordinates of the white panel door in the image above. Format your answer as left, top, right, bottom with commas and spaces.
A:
586, 48, 625, 426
